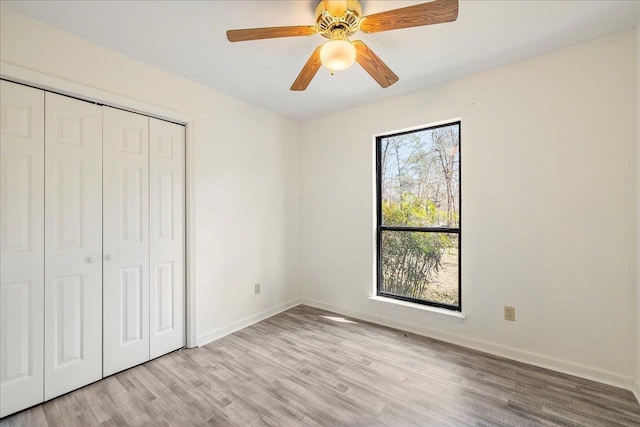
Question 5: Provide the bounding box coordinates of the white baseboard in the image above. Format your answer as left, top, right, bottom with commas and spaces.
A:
300, 297, 636, 392
196, 298, 301, 347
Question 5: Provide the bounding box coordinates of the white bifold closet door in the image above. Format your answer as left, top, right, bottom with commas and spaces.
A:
43, 93, 103, 400
1, 83, 186, 417
0, 81, 45, 417
149, 118, 185, 359
102, 111, 185, 375
102, 107, 150, 376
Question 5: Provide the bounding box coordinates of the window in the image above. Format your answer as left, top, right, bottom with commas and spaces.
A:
376, 121, 461, 311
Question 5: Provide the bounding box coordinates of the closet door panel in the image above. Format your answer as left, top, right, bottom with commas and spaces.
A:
44, 93, 102, 400
0, 81, 45, 417
103, 107, 149, 376
149, 119, 185, 359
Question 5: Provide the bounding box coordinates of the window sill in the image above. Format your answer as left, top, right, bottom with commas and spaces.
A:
368, 296, 465, 324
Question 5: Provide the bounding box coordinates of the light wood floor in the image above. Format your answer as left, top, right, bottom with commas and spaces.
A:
2, 305, 639, 426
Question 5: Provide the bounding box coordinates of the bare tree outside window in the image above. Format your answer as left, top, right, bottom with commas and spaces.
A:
377, 122, 461, 309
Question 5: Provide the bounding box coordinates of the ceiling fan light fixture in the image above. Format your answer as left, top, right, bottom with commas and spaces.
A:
320, 39, 356, 72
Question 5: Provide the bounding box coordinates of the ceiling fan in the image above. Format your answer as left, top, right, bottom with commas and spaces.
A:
226, 0, 459, 91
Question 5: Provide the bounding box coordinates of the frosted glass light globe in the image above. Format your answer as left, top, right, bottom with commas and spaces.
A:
320, 39, 356, 71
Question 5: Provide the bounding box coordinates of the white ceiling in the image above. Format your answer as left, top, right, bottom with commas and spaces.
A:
2, 1, 639, 120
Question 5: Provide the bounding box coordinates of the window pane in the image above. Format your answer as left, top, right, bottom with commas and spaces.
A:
380, 124, 460, 228
380, 231, 459, 307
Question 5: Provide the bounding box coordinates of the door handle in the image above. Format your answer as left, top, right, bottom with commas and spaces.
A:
104, 253, 118, 261
85, 256, 99, 263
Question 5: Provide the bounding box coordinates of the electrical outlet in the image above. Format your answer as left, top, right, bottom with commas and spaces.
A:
504, 306, 515, 321
254, 283, 261, 295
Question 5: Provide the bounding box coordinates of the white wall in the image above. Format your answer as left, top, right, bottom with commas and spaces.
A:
0, 8, 302, 345
635, 26, 640, 402
300, 31, 638, 388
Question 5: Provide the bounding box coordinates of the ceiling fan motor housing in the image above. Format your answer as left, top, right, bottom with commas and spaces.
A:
315, 0, 362, 39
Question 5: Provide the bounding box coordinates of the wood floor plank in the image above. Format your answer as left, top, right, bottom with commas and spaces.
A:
1, 305, 638, 426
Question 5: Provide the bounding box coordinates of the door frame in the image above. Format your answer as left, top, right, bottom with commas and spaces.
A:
1, 62, 198, 348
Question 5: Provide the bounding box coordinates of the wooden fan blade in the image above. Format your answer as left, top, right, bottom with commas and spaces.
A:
227, 26, 315, 42
323, 0, 347, 16
353, 41, 399, 88
360, 0, 458, 33
291, 46, 323, 91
